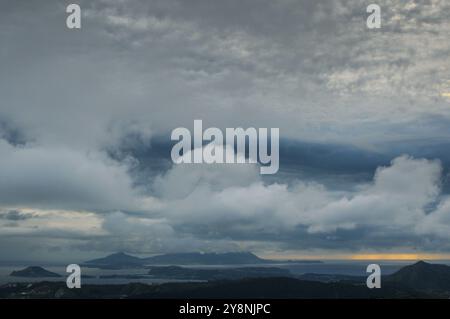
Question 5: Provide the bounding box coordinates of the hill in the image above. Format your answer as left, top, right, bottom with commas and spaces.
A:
386, 260, 450, 292
0, 277, 437, 299
84, 252, 143, 268
10, 266, 61, 278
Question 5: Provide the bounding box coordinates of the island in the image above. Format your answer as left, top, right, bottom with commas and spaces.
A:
10, 266, 61, 278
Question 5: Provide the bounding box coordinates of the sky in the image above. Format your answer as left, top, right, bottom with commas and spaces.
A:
1, 0, 450, 263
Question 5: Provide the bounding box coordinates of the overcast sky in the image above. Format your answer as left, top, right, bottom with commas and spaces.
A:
1, 0, 450, 262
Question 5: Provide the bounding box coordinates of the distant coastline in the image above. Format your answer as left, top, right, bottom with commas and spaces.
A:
82, 252, 323, 269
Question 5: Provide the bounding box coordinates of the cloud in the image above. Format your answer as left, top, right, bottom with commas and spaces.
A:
154, 144, 260, 199
86, 211, 238, 254
2, 145, 450, 258
2, 0, 450, 260
137, 154, 450, 253
0, 139, 145, 212
0, 210, 36, 221
2, 0, 450, 150
304, 156, 442, 234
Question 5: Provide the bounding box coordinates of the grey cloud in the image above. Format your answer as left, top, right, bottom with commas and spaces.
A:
54, 154, 450, 256
0, 140, 144, 212
1, 0, 450, 261
140, 155, 450, 253
0, 210, 36, 221
0, 120, 27, 146
2, 0, 449, 149
77, 211, 239, 255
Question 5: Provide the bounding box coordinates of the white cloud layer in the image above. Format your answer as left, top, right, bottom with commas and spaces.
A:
150, 155, 447, 241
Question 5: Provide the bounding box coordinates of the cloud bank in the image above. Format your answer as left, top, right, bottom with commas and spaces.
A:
1, 0, 450, 261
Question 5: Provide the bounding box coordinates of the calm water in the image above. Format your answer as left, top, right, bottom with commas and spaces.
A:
2, 260, 449, 285
0, 265, 202, 285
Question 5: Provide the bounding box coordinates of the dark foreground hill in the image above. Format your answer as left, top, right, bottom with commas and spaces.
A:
295, 260, 450, 290
0, 277, 438, 299
132, 277, 437, 299
386, 260, 450, 292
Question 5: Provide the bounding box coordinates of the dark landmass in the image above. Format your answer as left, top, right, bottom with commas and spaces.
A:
147, 266, 291, 280
10, 266, 61, 278
298, 273, 364, 283
99, 274, 150, 280
83, 252, 321, 268
144, 252, 267, 265
131, 277, 438, 299
298, 261, 450, 288
94, 266, 291, 280
0, 276, 441, 299
83, 252, 143, 269
3, 261, 450, 299
385, 260, 450, 292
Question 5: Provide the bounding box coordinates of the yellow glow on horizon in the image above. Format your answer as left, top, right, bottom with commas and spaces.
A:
441, 92, 450, 97
263, 253, 450, 261
350, 253, 450, 261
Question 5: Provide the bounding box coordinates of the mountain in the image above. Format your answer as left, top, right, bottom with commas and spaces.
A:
386, 260, 450, 291
10, 266, 61, 278
84, 251, 322, 268
84, 252, 143, 268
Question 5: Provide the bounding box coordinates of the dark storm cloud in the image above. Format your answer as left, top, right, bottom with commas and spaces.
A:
0, 120, 27, 146
115, 131, 450, 192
